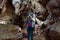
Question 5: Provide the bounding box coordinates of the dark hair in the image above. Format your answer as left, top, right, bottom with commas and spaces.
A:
30, 9, 33, 12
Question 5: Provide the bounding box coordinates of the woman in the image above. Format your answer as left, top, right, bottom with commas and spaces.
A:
26, 16, 35, 40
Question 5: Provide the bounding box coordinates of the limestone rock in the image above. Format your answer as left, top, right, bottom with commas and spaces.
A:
45, 20, 60, 40
46, 0, 60, 17
0, 24, 22, 39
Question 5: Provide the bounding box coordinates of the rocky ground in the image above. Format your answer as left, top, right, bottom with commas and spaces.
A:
0, 0, 60, 40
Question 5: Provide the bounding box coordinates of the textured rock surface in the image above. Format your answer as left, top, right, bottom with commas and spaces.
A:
0, 0, 60, 40
44, 19, 60, 40
0, 24, 22, 39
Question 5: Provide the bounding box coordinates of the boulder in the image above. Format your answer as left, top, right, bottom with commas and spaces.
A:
0, 24, 22, 40
45, 20, 60, 40
46, 0, 60, 17
0, 16, 13, 24
38, 0, 49, 6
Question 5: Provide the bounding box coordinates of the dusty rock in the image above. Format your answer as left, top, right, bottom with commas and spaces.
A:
48, 30, 60, 40
45, 19, 60, 40
38, 0, 49, 6
0, 16, 13, 24
31, 0, 46, 14
46, 0, 60, 17
0, 24, 22, 40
